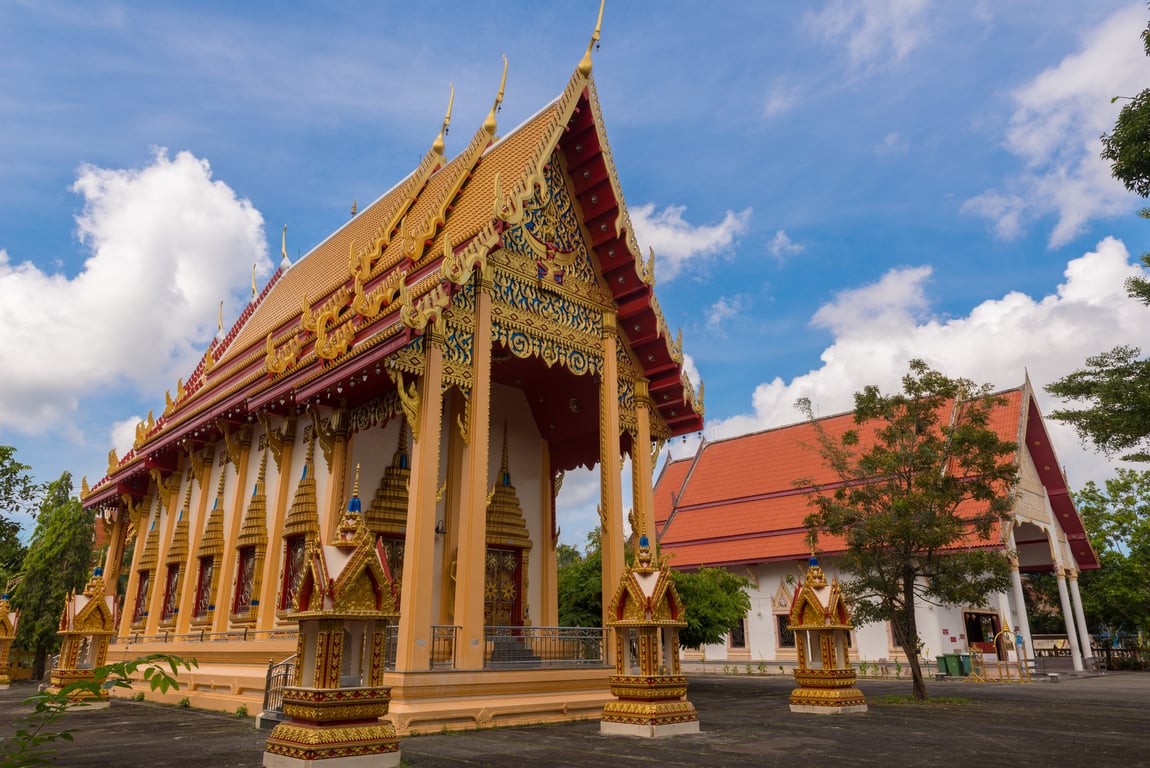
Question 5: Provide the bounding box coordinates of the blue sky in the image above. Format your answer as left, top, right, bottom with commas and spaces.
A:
2, 1, 1149, 547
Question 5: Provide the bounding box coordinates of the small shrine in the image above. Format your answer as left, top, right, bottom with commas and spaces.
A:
47, 567, 117, 708
0, 591, 18, 690
788, 555, 866, 714
264, 468, 402, 768
601, 534, 699, 737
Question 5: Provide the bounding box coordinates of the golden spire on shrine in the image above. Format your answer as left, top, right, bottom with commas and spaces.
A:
281, 224, 291, 267
482, 55, 509, 136
578, 0, 605, 77
432, 84, 455, 156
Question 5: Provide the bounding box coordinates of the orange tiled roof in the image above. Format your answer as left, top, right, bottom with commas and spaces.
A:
655, 387, 1058, 569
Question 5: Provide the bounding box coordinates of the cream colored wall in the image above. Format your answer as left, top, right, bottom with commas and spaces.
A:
491, 383, 545, 627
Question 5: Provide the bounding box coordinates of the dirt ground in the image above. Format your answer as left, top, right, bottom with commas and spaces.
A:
2, 672, 1146, 767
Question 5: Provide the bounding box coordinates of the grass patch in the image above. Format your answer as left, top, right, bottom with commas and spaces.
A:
870, 694, 971, 705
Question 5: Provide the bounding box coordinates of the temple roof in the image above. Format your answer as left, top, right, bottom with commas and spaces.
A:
86, 34, 702, 508
655, 383, 1099, 572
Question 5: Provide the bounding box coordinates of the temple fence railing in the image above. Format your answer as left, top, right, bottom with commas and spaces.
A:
259, 654, 297, 728
483, 626, 609, 669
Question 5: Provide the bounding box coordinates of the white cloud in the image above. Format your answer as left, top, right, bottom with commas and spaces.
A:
706, 295, 745, 333
807, 0, 932, 69
966, 5, 1149, 247
629, 204, 752, 281
0, 149, 269, 433
764, 81, 801, 118
767, 229, 805, 261
875, 131, 909, 156
685, 237, 1150, 491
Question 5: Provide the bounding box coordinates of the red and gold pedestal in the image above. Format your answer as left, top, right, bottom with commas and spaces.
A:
600, 674, 700, 737
264, 687, 400, 768
789, 669, 867, 714
45, 668, 110, 709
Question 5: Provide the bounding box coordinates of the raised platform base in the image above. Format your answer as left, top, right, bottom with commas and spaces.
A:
789, 703, 868, 715
600, 719, 700, 738
263, 750, 401, 768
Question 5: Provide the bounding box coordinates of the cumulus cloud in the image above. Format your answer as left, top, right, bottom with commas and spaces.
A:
0, 149, 269, 433
767, 229, 805, 261
629, 203, 752, 281
806, 0, 932, 69
965, 5, 1149, 247
687, 237, 1150, 490
706, 295, 745, 333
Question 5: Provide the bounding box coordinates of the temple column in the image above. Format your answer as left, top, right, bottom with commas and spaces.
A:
257, 418, 297, 631
395, 333, 445, 672
1006, 555, 1034, 659
101, 509, 127, 596
453, 276, 493, 669
1054, 567, 1084, 672
320, 408, 350, 541
144, 475, 184, 636
175, 458, 214, 635
116, 518, 148, 638
599, 312, 625, 642
1068, 570, 1092, 665
539, 442, 558, 627
631, 378, 656, 542
213, 432, 253, 634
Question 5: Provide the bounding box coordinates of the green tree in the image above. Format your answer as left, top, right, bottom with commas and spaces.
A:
1046, 347, 1150, 463
557, 534, 603, 628
800, 360, 1019, 701
0, 445, 39, 521
13, 473, 95, 679
668, 567, 751, 650
1072, 469, 1150, 638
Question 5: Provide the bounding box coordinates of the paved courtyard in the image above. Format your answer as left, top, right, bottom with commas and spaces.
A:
2, 672, 1146, 767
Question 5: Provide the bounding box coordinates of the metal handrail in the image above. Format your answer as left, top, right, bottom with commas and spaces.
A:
484, 626, 608, 669
260, 654, 297, 720
110, 628, 299, 644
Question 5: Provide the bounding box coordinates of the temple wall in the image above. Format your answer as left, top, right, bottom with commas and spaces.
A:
491, 383, 546, 626
688, 559, 1019, 668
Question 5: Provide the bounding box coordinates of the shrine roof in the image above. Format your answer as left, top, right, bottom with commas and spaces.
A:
655, 385, 1098, 572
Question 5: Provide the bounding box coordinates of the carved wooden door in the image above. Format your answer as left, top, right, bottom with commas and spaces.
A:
484, 547, 521, 627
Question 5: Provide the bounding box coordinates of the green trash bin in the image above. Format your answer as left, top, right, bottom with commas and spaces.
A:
958, 653, 972, 675
935, 656, 949, 676
943, 653, 961, 677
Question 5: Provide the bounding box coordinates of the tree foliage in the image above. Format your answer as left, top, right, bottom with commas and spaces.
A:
668, 567, 751, 650
12, 472, 95, 678
0, 445, 39, 522
800, 360, 1018, 701
1046, 346, 1150, 463
1100, 9, 1150, 199
1072, 469, 1150, 638
557, 536, 603, 628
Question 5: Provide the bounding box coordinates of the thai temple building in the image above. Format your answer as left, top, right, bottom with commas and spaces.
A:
81, 7, 704, 733
655, 381, 1099, 675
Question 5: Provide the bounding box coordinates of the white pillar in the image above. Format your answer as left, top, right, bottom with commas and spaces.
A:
1008, 565, 1035, 661
1067, 571, 1092, 665
1054, 569, 1084, 672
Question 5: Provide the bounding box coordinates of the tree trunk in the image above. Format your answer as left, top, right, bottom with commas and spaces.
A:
32, 646, 48, 681
895, 573, 929, 701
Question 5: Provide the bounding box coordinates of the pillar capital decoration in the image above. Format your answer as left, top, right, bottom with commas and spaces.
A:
219, 421, 253, 467
387, 369, 422, 444
149, 468, 181, 505
258, 413, 297, 473
601, 309, 617, 335
306, 403, 347, 474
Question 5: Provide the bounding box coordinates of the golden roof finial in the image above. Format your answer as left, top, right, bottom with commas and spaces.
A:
281, 224, 290, 266
218, 300, 224, 332
251, 263, 258, 299
578, 0, 606, 77
351, 198, 358, 217
352, 462, 361, 500
483, 55, 509, 136
432, 84, 455, 156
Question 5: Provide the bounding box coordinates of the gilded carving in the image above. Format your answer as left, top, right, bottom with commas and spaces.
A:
387, 369, 422, 445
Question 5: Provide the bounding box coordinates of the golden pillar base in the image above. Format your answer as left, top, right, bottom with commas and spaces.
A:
263, 687, 400, 768
45, 669, 110, 708
600, 675, 700, 738
790, 669, 867, 714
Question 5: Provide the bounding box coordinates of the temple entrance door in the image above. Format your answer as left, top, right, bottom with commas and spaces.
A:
484, 547, 522, 627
